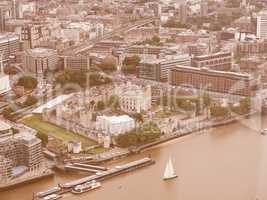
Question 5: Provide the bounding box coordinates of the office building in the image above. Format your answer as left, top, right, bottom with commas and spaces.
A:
0, 32, 20, 62
23, 48, 58, 74
170, 65, 258, 96
138, 54, 191, 82
0, 3, 12, 32
191, 52, 232, 71
257, 10, 267, 39
179, 3, 187, 24
0, 120, 12, 139
200, 0, 208, 17
0, 57, 11, 95
0, 132, 43, 180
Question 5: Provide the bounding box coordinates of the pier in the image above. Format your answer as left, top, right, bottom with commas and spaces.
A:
64, 165, 100, 173
72, 163, 108, 171
34, 157, 155, 199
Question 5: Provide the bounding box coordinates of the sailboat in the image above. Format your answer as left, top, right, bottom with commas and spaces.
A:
163, 157, 178, 180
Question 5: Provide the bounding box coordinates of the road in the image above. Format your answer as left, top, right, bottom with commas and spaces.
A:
61, 18, 158, 56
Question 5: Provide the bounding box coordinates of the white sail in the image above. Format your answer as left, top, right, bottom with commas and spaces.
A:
163, 157, 177, 180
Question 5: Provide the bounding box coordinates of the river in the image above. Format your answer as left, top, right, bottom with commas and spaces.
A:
2, 114, 267, 200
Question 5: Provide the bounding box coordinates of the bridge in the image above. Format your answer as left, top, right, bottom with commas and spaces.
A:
61, 18, 159, 56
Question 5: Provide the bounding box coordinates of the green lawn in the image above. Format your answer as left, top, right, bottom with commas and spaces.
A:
22, 115, 96, 147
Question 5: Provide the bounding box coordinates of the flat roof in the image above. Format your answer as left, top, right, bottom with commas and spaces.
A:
32, 94, 74, 114
0, 120, 11, 131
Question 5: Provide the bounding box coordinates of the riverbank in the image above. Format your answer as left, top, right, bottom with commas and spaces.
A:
132, 112, 257, 153
0, 170, 54, 191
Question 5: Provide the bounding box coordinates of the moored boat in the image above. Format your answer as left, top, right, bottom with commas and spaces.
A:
71, 180, 101, 194
261, 128, 267, 135
42, 194, 62, 200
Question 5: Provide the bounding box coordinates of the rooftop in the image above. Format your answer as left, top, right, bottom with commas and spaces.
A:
0, 120, 11, 132
25, 48, 58, 58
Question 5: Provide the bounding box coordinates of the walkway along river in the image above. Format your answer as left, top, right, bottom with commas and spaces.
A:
2, 113, 267, 200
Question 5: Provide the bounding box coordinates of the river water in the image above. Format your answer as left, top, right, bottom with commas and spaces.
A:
2, 114, 267, 200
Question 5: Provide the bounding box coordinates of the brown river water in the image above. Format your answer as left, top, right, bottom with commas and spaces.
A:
2, 114, 267, 200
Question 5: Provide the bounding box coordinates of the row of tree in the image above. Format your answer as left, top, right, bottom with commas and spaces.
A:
55, 69, 112, 88
116, 122, 161, 148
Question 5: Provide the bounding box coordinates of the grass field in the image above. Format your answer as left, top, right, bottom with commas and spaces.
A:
22, 115, 96, 147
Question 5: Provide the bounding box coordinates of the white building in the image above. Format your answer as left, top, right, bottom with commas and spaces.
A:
0, 120, 12, 138
115, 82, 152, 113
0, 74, 11, 95
0, 60, 11, 95
96, 115, 135, 136
257, 10, 267, 39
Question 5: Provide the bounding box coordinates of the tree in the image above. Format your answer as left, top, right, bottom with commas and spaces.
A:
55, 69, 112, 88
132, 113, 144, 123
90, 100, 95, 109
122, 55, 141, 74
210, 105, 229, 118
23, 96, 38, 107
96, 101, 105, 111
17, 76, 38, 90
1, 107, 14, 120
202, 92, 212, 108
109, 95, 120, 109
98, 57, 117, 71
123, 55, 141, 66
239, 97, 251, 114
115, 122, 161, 148
36, 132, 48, 145
163, 18, 191, 29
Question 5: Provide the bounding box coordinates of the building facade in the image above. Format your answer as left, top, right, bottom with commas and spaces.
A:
191, 52, 232, 71
0, 132, 43, 180
0, 32, 20, 62
96, 115, 135, 136
138, 54, 191, 82
257, 11, 267, 39
170, 65, 259, 96
23, 48, 58, 74
115, 83, 152, 113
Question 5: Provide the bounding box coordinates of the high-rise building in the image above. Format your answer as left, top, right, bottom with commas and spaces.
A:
0, 3, 12, 32
179, 3, 188, 24
138, 55, 191, 82
0, 32, 20, 62
23, 48, 59, 74
0, 131, 43, 180
200, 0, 208, 17
257, 10, 267, 39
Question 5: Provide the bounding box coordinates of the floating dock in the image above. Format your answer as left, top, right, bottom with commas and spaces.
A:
60, 157, 155, 188
65, 165, 100, 173
35, 157, 155, 199
72, 163, 108, 171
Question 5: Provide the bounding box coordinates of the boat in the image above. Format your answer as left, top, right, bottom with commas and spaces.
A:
35, 187, 61, 198
261, 129, 267, 135
42, 194, 62, 200
163, 157, 178, 180
71, 180, 101, 194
